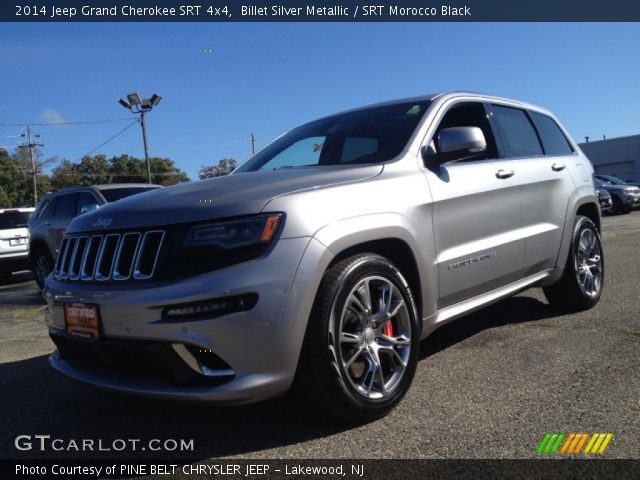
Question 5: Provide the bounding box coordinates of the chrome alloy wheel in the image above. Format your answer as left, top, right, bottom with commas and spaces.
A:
575, 228, 603, 298
333, 275, 412, 400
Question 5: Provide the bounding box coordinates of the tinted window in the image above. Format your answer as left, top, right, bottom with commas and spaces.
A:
491, 105, 543, 158
341, 137, 379, 163
77, 192, 99, 215
99, 187, 159, 202
236, 100, 431, 172
258, 136, 325, 170
0, 211, 32, 229
38, 198, 57, 219
529, 112, 573, 156
54, 194, 78, 218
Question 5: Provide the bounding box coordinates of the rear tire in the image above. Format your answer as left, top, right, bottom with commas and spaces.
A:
33, 249, 54, 290
543, 216, 604, 311
296, 253, 420, 423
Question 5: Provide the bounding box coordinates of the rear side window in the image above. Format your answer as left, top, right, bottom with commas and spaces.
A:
53, 194, 78, 218
491, 105, 543, 158
529, 112, 574, 156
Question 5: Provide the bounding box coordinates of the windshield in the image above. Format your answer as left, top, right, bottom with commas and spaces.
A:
0, 211, 32, 229
235, 100, 431, 172
98, 187, 161, 202
595, 179, 607, 187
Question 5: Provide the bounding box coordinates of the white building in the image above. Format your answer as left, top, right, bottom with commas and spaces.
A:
579, 134, 640, 183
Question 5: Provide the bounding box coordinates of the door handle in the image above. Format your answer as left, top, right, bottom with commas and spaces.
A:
495, 169, 515, 179
552, 162, 566, 171
44, 221, 52, 226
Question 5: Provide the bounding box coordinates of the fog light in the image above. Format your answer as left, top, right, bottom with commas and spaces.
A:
162, 293, 258, 321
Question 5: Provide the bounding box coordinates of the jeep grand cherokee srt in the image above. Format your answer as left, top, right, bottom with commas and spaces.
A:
43, 92, 603, 421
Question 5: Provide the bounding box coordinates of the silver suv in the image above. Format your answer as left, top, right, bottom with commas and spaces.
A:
29, 184, 161, 289
43, 93, 603, 421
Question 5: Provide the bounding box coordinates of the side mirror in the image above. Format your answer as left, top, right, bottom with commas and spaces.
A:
423, 126, 487, 170
80, 204, 100, 215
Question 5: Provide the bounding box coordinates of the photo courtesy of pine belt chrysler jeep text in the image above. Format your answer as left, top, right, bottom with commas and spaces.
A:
43, 92, 604, 421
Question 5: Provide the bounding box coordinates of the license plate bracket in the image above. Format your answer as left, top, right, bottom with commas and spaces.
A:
9, 238, 26, 246
64, 303, 101, 339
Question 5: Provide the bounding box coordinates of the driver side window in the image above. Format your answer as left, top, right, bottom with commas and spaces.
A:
432, 102, 498, 161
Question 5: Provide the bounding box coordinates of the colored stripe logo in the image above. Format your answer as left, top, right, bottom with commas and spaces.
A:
537, 433, 613, 455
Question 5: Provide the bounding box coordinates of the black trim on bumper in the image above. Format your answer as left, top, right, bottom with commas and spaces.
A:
49, 330, 234, 387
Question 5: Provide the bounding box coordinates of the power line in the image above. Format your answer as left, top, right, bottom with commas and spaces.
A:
0, 117, 136, 127
81, 120, 139, 158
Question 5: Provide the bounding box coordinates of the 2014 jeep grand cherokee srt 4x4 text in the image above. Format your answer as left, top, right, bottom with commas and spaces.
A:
43, 92, 603, 421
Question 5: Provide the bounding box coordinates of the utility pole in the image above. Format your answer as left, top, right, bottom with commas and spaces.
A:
19, 126, 44, 206
251, 132, 256, 155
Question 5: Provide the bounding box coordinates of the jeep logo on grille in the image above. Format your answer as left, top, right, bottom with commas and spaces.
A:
93, 217, 113, 228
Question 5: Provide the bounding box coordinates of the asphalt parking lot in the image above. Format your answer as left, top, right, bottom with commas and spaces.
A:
1, 213, 638, 460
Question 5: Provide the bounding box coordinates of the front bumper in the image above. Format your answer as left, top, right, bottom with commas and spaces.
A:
44, 236, 320, 404
598, 198, 613, 213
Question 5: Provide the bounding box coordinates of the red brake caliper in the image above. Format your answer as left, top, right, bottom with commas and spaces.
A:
382, 321, 394, 337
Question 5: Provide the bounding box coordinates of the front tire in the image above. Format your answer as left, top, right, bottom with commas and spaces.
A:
543, 216, 604, 311
32, 249, 53, 290
296, 254, 420, 423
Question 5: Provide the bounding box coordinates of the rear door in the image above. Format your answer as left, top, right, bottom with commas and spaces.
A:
424, 101, 524, 308
49, 193, 78, 260
489, 105, 575, 273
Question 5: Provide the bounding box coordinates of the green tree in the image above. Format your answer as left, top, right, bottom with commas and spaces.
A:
0, 148, 30, 207
50, 159, 82, 189
109, 154, 146, 183
12, 145, 53, 203
77, 154, 110, 185
198, 159, 237, 179
148, 157, 190, 185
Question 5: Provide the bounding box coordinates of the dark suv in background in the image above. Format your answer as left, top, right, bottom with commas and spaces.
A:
594, 177, 640, 214
29, 184, 161, 288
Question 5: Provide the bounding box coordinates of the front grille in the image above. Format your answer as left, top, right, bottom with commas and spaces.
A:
54, 230, 164, 283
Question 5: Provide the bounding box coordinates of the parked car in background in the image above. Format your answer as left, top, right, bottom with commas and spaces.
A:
0, 208, 35, 282
596, 174, 640, 189
43, 92, 604, 421
595, 178, 640, 214
29, 184, 161, 288
596, 188, 613, 214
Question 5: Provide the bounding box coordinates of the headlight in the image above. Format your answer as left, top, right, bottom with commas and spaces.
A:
624, 188, 635, 194
184, 214, 282, 249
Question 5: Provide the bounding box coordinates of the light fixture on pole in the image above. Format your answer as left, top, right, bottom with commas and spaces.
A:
118, 92, 162, 183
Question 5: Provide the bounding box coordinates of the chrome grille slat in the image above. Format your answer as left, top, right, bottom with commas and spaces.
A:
54, 238, 69, 277
80, 235, 103, 281
60, 237, 78, 280
113, 233, 141, 281
69, 236, 88, 280
95, 234, 121, 281
55, 230, 165, 283
133, 231, 165, 280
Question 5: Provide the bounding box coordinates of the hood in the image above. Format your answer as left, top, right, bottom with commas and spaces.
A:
599, 184, 639, 193
67, 165, 382, 233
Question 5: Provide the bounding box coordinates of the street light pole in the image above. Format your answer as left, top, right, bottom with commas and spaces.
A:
140, 110, 151, 183
118, 92, 162, 184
